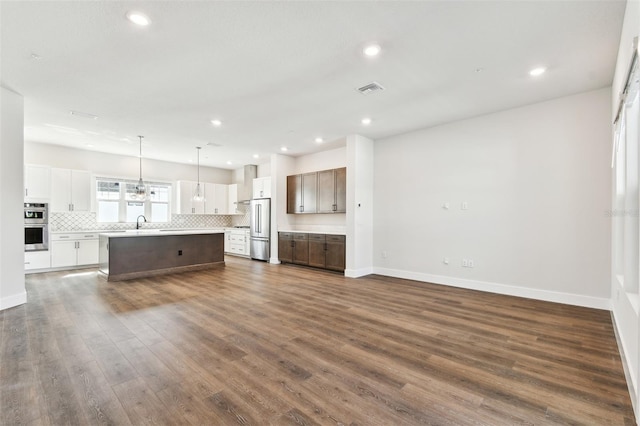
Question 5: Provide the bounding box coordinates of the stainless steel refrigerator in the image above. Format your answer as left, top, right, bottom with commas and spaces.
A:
250, 198, 270, 261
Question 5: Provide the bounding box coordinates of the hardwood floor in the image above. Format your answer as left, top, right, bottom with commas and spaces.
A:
1, 256, 635, 425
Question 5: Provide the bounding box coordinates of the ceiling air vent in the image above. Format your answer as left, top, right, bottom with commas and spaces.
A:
357, 81, 385, 95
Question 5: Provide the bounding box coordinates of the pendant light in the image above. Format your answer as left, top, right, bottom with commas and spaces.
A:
131, 135, 148, 200
193, 146, 205, 202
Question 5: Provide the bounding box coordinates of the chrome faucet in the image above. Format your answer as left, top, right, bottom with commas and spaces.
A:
136, 215, 147, 229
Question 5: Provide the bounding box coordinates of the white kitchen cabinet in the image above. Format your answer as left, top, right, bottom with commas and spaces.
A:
224, 228, 250, 256
24, 165, 51, 201
204, 183, 228, 214
51, 233, 99, 267
25, 250, 51, 271
176, 180, 205, 214
227, 184, 241, 214
252, 176, 271, 199
51, 168, 91, 212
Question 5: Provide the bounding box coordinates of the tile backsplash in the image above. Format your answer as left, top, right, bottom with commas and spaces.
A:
50, 211, 233, 231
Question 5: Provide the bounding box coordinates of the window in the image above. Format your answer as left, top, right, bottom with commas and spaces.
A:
96, 178, 171, 223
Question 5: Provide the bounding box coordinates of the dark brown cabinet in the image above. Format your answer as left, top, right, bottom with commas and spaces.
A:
287, 167, 345, 214
287, 173, 317, 214
317, 167, 346, 213
278, 232, 345, 272
308, 234, 326, 268
325, 235, 346, 271
278, 232, 293, 263
292, 233, 309, 265
278, 232, 309, 265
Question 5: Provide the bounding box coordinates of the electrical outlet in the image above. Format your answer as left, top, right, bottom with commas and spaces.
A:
462, 259, 468, 267
443, 257, 450, 265
468, 259, 474, 268
461, 201, 468, 210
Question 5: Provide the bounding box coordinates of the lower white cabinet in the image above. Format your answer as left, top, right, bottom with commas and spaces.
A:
51, 233, 99, 267
224, 229, 250, 256
25, 251, 51, 271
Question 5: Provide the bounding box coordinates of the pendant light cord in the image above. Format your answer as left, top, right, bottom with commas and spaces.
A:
197, 147, 200, 184
138, 135, 143, 180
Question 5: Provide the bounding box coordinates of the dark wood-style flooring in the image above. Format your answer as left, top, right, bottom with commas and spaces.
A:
1, 256, 635, 425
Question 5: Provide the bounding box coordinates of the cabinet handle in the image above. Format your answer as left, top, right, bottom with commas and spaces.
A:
300, 205, 304, 212
25, 188, 28, 197
60, 236, 69, 239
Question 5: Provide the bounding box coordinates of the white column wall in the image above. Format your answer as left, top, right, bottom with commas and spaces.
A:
0, 86, 26, 310
611, 0, 640, 419
345, 134, 374, 277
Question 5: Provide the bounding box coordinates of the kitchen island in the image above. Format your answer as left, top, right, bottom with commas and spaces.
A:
99, 229, 225, 281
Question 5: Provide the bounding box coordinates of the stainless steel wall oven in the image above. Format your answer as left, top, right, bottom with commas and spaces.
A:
24, 203, 48, 251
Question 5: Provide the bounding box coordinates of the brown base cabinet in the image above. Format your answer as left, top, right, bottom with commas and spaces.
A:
325, 235, 346, 271
279, 232, 345, 272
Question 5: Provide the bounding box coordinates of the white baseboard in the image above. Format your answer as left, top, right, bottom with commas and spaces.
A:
269, 257, 281, 265
0, 291, 27, 311
345, 267, 373, 278
372, 267, 610, 310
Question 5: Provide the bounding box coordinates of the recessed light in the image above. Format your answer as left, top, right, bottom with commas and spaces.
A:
226, 161, 232, 165
253, 154, 259, 159
126, 11, 151, 26
529, 67, 546, 77
361, 117, 372, 126
315, 137, 323, 143
280, 147, 288, 152
363, 44, 381, 57
85, 144, 94, 148
211, 119, 222, 127
30, 53, 42, 60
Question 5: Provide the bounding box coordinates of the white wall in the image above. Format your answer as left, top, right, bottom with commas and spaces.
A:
0, 87, 26, 310
610, 0, 640, 419
374, 88, 612, 308
25, 141, 232, 184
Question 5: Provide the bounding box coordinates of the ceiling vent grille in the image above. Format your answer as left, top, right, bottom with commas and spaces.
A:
357, 81, 385, 95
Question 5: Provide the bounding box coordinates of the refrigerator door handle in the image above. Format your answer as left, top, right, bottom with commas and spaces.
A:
256, 204, 261, 234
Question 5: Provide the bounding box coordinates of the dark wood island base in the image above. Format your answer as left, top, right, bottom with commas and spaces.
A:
99, 231, 225, 281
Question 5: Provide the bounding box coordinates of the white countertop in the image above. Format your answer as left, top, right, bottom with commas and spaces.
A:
99, 229, 225, 238
52, 227, 226, 235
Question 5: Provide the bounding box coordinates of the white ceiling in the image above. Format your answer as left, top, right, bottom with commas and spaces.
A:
1, 1, 625, 169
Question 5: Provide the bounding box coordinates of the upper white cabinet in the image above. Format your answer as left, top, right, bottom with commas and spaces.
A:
176, 180, 205, 214
50, 168, 91, 212
228, 184, 241, 214
24, 165, 51, 201
252, 176, 271, 199
177, 180, 242, 215
204, 183, 228, 215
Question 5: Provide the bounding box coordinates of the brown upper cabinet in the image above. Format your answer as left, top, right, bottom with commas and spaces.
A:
287, 167, 346, 214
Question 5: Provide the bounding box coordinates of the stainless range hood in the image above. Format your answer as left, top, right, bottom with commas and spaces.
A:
236, 164, 257, 205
